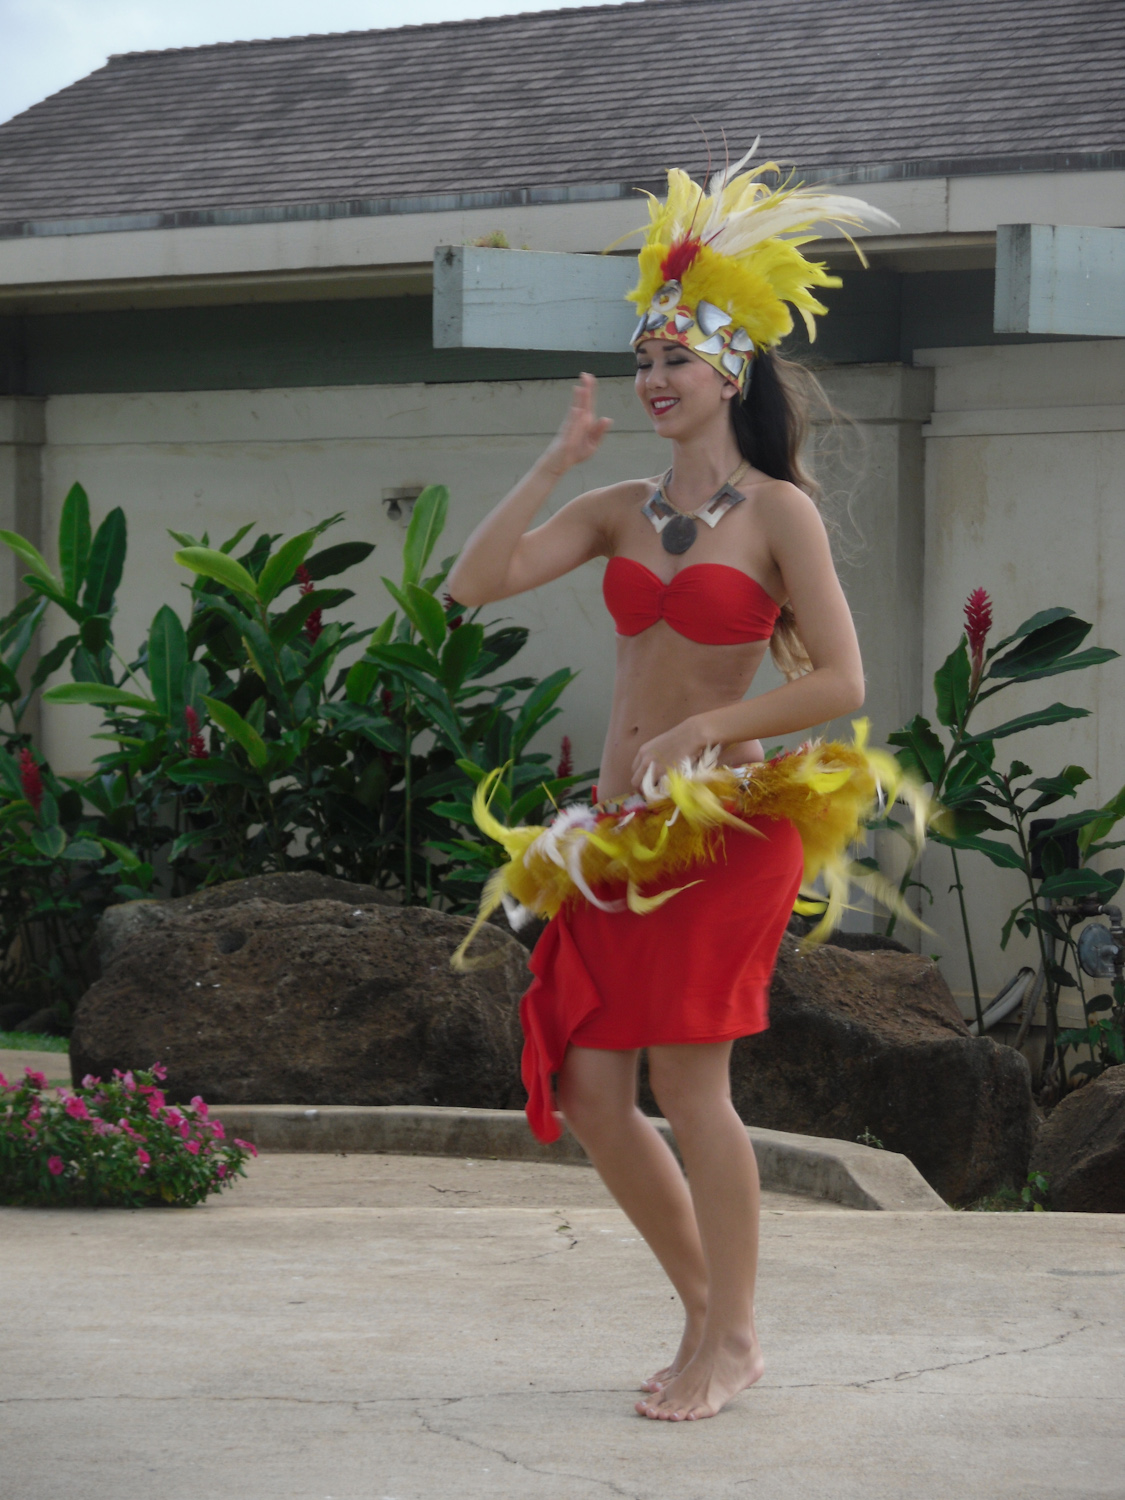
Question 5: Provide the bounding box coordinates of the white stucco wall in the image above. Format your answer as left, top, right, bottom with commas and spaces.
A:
917, 340, 1125, 1014
28, 368, 926, 790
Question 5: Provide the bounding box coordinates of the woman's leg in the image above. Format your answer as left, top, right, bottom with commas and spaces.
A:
635, 1041, 765, 1421
555, 1045, 709, 1383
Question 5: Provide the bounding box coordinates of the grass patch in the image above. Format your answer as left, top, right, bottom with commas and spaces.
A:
0, 1031, 69, 1054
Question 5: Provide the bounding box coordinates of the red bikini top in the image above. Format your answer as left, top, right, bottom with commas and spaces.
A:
603, 556, 781, 645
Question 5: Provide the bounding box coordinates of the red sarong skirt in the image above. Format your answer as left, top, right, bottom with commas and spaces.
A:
519, 815, 804, 1142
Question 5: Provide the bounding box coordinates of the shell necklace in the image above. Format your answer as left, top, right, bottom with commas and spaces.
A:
641, 461, 750, 555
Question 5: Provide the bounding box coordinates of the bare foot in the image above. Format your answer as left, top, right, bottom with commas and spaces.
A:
635, 1335, 764, 1421
640, 1313, 704, 1393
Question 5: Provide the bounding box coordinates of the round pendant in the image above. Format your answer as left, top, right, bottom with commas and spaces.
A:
661, 515, 697, 555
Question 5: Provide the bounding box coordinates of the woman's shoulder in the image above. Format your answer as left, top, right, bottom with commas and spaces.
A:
568, 475, 657, 514
745, 475, 822, 528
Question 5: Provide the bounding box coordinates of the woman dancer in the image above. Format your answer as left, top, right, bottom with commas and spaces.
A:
447, 154, 898, 1422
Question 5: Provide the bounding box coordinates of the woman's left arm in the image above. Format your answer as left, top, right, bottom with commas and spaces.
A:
631, 484, 865, 787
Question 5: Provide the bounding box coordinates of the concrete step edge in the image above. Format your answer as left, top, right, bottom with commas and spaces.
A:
210, 1104, 950, 1213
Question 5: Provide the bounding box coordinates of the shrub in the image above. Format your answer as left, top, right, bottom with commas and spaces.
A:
0, 483, 591, 1025
0, 1063, 255, 1207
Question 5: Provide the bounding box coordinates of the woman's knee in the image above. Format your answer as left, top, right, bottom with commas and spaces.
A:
648, 1046, 732, 1131
556, 1048, 638, 1136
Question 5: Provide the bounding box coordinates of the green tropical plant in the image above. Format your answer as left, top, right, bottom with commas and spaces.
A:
884, 587, 1121, 1085
0, 482, 592, 1028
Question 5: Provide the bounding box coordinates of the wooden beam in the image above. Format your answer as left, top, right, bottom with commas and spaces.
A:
994, 223, 1125, 337
433, 245, 637, 352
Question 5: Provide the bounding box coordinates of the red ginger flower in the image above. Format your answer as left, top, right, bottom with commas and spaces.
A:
18, 748, 43, 813
441, 591, 463, 630
297, 565, 323, 643
965, 587, 993, 685
556, 735, 574, 779
184, 705, 209, 759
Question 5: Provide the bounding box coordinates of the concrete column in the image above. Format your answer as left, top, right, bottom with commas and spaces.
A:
0, 396, 46, 738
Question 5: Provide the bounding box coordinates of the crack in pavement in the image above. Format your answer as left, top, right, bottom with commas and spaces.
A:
413, 1397, 640, 1498
775, 1323, 1093, 1391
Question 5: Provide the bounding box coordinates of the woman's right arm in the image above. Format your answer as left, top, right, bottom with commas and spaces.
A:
446, 373, 614, 607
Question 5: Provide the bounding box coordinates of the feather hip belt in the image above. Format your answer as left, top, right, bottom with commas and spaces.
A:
450, 719, 926, 970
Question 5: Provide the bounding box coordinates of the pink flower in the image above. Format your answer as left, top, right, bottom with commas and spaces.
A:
121, 1071, 136, 1092
556, 735, 574, 779
0, 1070, 8, 1089
163, 1108, 184, 1130
210, 1120, 226, 1140
144, 1090, 166, 1115
136, 1148, 151, 1172
216, 1161, 228, 1178
47, 1156, 64, 1176
27, 1097, 41, 1122
118, 1118, 144, 1141
19, 748, 44, 814
65, 1096, 90, 1121
296, 565, 324, 643
24, 1068, 47, 1089
184, 705, 209, 760
91, 1118, 118, 1137
233, 1137, 259, 1158
81, 1074, 101, 1088
965, 587, 993, 686
179, 1122, 191, 1141
190, 1095, 209, 1118
185, 1139, 200, 1155
151, 1063, 167, 1081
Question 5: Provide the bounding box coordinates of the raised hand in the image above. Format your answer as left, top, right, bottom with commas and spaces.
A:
542, 373, 613, 476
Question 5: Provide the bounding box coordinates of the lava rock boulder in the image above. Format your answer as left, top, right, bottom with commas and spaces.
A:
1030, 1065, 1125, 1212
728, 937, 1038, 1205
72, 878, 527, 1110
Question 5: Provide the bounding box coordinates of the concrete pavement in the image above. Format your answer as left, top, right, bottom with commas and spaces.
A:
3, 1152, 1122, 1500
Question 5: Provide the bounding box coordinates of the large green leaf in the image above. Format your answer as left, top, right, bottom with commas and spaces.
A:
147, 605, 187, 724
365, 639, 441, 676
42, 681, 158, 713
513, 668, 573, 753
174, 546, 259, 602
986, 616, 1091, 680
58, 483, 92, 600
962, 702, 1090, 744
401, 485, 449, 588
0, 530, 59, 589
202, 695, 269, 769
26, 576, 86, 625
301, 540, 376, 581
82, 507, 127, 614
345, 659, 380, 705
986, 607, 1073, 658
933, 639, 970, 728
982, 646, 1118, 690
933, 831, 1023, 868
27, 634, 80, 693
441, 622, 485, 693
218, 522, 256, 555
1039, 867, 1124, 901
257, 530, 318, 606
0, 659, 19, 702
269, 588, 350, 649
31, 826, 67, 859
164, 759, 261, 788
404, 582, 448, 653
887, 715, 946, 786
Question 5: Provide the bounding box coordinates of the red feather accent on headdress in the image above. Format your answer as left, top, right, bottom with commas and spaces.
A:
660, 237, 703, 284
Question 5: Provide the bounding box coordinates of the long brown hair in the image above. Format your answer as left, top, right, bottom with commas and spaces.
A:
730, 350, 824, 680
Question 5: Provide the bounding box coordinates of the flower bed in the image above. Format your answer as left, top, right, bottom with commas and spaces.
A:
0, 1063, 255, 1207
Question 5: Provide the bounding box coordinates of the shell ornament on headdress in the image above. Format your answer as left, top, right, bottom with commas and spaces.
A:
627, 143, 897, 391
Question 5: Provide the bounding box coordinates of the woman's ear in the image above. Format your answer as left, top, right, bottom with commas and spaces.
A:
720, 380, 739, 403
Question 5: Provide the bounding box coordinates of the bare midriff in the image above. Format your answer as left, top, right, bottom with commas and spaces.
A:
599, 624, 769, 800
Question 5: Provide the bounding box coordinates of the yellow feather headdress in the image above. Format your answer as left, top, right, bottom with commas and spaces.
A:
627, 143, 897, 390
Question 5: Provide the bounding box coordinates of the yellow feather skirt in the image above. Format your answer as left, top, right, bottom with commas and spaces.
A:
451, 720, 926, 970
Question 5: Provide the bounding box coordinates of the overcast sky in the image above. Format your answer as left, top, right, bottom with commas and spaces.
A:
0, 0, 621, 124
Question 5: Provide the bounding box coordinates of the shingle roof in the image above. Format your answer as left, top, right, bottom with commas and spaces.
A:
1, 0, 1123, 228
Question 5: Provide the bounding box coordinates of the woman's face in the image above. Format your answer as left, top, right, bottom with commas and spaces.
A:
634, 338, 736, 438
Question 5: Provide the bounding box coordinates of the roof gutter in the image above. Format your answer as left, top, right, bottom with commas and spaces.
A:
2, 149, 1123, 241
